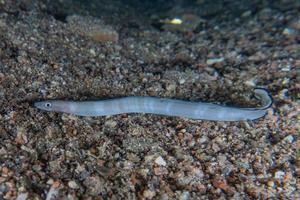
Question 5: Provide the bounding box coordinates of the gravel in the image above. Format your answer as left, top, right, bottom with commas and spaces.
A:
0, 0, 299, 199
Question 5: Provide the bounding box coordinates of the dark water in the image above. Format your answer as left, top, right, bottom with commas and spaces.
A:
33, 0, 298, 30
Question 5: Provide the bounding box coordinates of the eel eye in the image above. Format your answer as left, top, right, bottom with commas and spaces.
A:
45, 102, 52, 108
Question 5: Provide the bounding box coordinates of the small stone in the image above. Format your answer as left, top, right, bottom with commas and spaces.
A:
104, 120, 117, 128
191, 167, 204, 179
284, 172, 293, 181
279, 89, 289, 100
196, 184, 207, 194
198, 136, 208, 143
144, 154, 155, 163
143, 189, 156, 199
46, 179, 54, 185
16, 193, 28, 200
154, 167, 168, 175
46, 185, 60, 200
15, 126, 28, 145
212, 178, 235, 195
89, 49, 96, 56
282, 28, 296, 35
282, 78, 289, 85
267, 181, 275, 188
0, 177, 6, 184
281, 63, 292, 71
166, 83, 176, 92
245, 78, 257, 87
241, 10, 252, 17
83, 176, 105, 196
2, 167, 10, 177
52, 181, 61, 188
284, 135, 294, 143
179, 79, 186, 84
206, 57, 224, 65
179, 191, 190, 200
68, 180, 79, 189
154, 156, 167, 166
274, 170, 285, 179
168, 18, 183, 25
162, 13, 203, 32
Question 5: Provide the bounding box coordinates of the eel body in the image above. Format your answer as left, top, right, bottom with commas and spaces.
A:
34, 88, 272, 121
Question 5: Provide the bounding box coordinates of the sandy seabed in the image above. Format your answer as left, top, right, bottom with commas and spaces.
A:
0, 0, 299, 199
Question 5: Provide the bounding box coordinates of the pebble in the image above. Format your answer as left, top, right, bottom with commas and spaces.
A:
281, 63, 292, 71
241, 10, 252, 18
198, 136, 208, 143
89, 48, 96, 56
143, 189, 156, 199
16, 193, 28, 200
282, 78, 289, 85
179, 191, 190, 200
245, 78, 257, 87
282, 28, 296, 36
46, 185, 59, 200
68, 180, 79, 189
267, 181, 275, 188
279, 89, 289, 100
154, 156, 167, 166
46, 179, 54, 185
179, 79, 186, 84
284, 135, 294, 143
191, 167, 204, 179
274, 170, 285, 179
154, 167, 168, 175
104, 120, 117, 128
166, 83, 176, 92
83, 176, 105, 196
212, 178, 235, 195
206, 57, 224, 65
162, 13, 203, 32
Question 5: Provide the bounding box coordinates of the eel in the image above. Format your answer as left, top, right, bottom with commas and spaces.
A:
34, 88, 272, 121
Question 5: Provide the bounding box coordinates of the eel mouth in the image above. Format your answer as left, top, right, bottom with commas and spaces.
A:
34, 101, 45, 109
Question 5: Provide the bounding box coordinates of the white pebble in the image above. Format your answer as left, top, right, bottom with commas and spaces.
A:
179, 79, 186, 84
284, 135, 294, 143
68, 180, 79, 189
206, 57, 224, 65
16, 193, 28, 200
279, 89, 289, 100
244, 78, 257, 87
179, 191, 190, 200
241, 10, 252, 17
154, 156, 167, 166
198, 136, 208, 143
46, 185, 59, 200
104, 120, 117, 128
274, 170, 285, 179
281, 63, 292, 71
89, 48, 96, 56
282, 28, 295, 35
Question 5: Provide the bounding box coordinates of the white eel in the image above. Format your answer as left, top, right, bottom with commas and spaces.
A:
34, 88, 272, 121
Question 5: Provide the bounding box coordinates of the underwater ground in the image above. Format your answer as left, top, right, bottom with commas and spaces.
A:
0, 0, 299, 199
